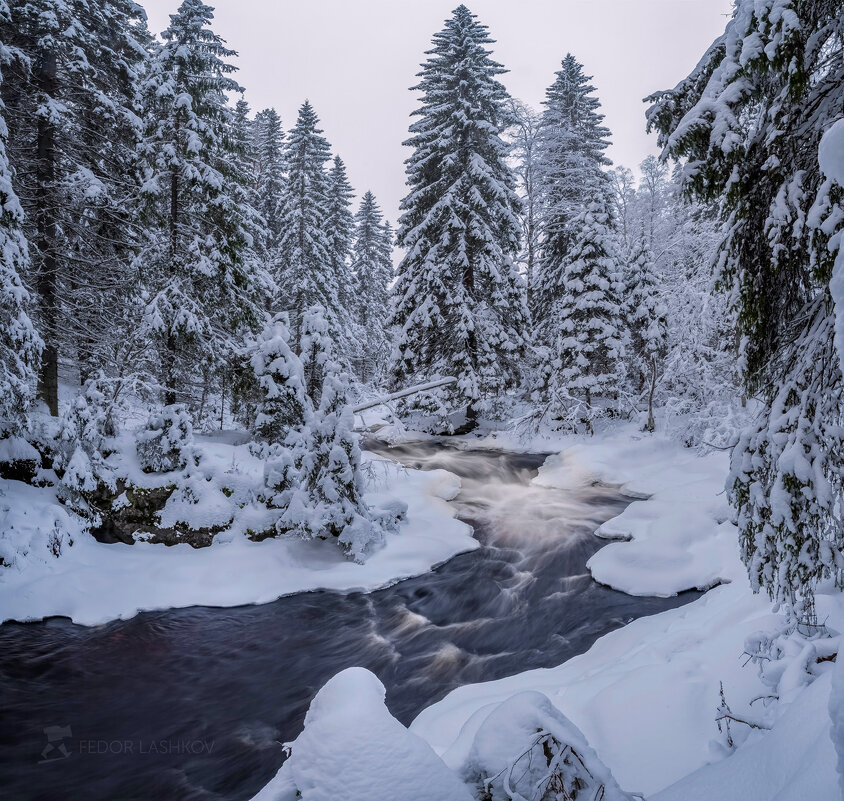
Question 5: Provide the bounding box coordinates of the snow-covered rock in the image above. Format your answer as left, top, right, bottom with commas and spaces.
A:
252, 667, 472, 801
451, 690, 633, 801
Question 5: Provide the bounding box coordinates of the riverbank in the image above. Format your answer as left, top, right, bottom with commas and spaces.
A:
0, 436, 475, 626
404, 422, 843, 800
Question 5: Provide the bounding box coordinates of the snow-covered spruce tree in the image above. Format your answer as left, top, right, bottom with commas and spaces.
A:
625, 230, 667, 431
55, 375, 119, 513
389, 5, 529, 427
298, 305, 333, 407
325, 155, 357, 317
351, 191, 393, 382
277, 101, 347, 350
249, 313, 308, 452
136, 404, 197, 473
1, 0, 148, 414
541, 201, 626, 429
253, 107, 285, 254
137, 0, 266, 409
647, 0, 844, 604
532, 53, 612, 329
0, 8, 42, 439
275, 306, 387, 562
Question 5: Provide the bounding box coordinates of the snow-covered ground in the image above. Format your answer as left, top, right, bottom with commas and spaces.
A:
0, 434, 475, 626
407, 423, 842, 800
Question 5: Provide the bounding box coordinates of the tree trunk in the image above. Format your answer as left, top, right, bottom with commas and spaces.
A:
646, 357, 657, 433
35, 50, 59, 416
164, 332, 177, 406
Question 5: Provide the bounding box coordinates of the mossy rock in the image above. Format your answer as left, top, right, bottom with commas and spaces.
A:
90, 481, 225, 549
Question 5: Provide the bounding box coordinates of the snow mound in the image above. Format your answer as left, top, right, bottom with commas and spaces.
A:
654, 671, 837, 801
252, 667, 472, 801
451, 690, 633, 801
831, 650, 844, 799
535, 429, 744, 596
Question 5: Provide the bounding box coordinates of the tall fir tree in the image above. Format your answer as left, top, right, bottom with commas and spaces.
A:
137, 0, 265, 408
0, 0, 149, 414
0, 2, 42, 435
647, 0, 844, 605
351, 191, 393, 382
533, 54, 612, 329
541, 201, 625, 428
276, 101, 346, 350
389, 5, 529, 427
325, 155, 356, 319
253, 107, 285, 254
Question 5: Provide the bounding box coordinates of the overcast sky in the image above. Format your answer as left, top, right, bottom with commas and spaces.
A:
140, 0, 731, 225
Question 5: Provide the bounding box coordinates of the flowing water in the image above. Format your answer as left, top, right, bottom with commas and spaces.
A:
0, 440, 698, 801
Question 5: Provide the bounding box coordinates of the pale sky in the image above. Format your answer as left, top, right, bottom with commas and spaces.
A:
140, 0, 731, 225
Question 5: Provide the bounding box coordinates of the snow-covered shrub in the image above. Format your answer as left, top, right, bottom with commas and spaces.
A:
257, 667, 472, 801
744, 603, 840, 707
457, 691, 633, 801
136, 404, 197, 473
54, 375, 118, 513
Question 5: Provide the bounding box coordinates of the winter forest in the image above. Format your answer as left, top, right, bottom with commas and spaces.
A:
0, 0, 843, 799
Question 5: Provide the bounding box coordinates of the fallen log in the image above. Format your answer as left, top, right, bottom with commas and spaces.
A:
352, 377, 457, 414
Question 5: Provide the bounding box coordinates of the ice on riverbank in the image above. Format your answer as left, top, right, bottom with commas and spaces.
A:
0, 435, 474, 626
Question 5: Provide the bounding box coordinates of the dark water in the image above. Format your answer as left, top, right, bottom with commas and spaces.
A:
0, 440, 698, 801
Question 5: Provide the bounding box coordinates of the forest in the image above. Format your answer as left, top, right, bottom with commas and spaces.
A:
0, 1, 843, 800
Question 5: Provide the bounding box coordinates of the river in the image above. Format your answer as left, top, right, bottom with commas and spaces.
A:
0, 439, 698, 800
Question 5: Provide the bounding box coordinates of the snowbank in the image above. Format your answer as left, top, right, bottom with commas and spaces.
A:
0, 439, 475, 626
410, 425, 843, 799
534, 427, 744, 596
251, 667, 472, 801
411, 581, 774, 796
654, 669, 837, 801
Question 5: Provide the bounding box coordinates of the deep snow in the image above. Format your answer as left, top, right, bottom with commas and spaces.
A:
408, 424, 842, 800
0, 435, 475, 626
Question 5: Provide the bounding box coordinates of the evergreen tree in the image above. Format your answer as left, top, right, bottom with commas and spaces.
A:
137, 0, 265, 408
1, 0, 149, 414
253, 107, 285, 252
0, 5, 42, 435
250, 313, 308, 450
625, 230, 667, 431
533, 54, 612, 328
325, 155, 356, 313
278, 306, 383, 562
276, 101, 345, 347
389, 5, 529, 427
647, 0, 844, 604
542, 202, 625, 429
351, 191, 393, 382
